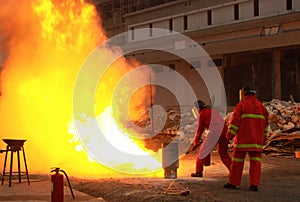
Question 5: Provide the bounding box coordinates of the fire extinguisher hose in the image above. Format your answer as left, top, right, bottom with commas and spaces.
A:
60, 169, 75, 199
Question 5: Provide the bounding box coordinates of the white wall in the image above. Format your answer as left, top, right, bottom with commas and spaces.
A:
260, 0, 285, 16
129, 24, 150, 41
153, 20, 168, 30
173, 16, 184, 32
293, 0, 300, 10
127, 0, 300, 37
135, 24, 150, 30
189, 12, 208, 30
239, 0, 254, 20
153, 20, 169, 36
199, 11, 208, 28
188, 12, 200, 30
213, 5, 234, 25
152, 68, 197, 107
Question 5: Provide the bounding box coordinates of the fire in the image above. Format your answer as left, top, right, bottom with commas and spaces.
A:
0, 0, 162, 177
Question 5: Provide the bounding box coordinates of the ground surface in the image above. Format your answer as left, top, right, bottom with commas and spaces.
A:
69, 151, 300, 202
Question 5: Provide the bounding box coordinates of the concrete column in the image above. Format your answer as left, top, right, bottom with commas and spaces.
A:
273, 49, 281, 99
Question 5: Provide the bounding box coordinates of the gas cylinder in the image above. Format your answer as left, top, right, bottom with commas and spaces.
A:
51, 167, 75, 202
162, 142, 179, 179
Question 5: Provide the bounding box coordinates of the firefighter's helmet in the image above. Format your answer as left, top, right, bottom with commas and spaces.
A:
243, 83, 257, 95
193, 100, 208, 110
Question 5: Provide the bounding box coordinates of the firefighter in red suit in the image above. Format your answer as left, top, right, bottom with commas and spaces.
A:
223, 83, 269, 192
190, 100, 232, 177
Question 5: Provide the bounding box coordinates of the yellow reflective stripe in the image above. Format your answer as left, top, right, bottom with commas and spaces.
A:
228, 129, 237, 135
229, 124, 239, 130
264, 127, 268, 136
241, 114, 265, 120
234, 144, 264, 149
250, 157, 262, 161
233, 157, 244, 162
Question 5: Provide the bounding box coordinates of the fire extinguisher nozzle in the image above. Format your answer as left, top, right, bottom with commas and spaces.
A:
50, 167, 60, 174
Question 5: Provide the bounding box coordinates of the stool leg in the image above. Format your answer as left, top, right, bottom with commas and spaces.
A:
22, 146, 30, 185
9, 150, 13, 187
17, 150, 21, 183
1, 149, 8, 185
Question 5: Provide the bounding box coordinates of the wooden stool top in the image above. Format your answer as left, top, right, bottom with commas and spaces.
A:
2, 139, 26, 151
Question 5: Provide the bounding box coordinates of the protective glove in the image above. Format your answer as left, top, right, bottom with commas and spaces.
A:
185, 143, 200, 154
191, 143, 200, 151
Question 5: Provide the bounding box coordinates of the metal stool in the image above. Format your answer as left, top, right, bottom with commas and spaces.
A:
1, 139, 30, 187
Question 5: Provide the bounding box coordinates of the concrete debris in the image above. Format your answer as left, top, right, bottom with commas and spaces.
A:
264, 99, 300, 132
128, 99, 300, 158
263, 99, 300, 157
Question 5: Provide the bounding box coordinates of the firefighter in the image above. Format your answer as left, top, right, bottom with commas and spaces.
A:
223, 83, 269, 192
190, 100, 232, 177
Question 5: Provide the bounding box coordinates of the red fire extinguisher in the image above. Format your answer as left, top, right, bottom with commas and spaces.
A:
51, 167, 75, 202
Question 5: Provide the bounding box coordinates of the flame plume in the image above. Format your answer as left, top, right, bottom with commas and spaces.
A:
0, 0, 161, 177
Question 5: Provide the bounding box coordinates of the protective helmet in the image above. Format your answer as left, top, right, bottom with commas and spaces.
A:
193, 100, 208, 110
243, 83, 256, 95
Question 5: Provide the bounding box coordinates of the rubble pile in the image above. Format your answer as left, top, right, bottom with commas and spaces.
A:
128, 99, 300, 158
127, 106, 196, 152
160, 107, 197, 138
263, 99, 300, 157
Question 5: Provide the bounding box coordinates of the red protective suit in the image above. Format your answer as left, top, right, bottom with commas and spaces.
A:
194, 108, 232, 173
226, 95, 269, 186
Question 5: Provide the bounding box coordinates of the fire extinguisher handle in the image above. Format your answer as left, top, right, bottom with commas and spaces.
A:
60, 169, 75, 200
50, 167, 60, 173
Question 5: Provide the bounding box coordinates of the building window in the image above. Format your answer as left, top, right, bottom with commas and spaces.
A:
184, 15, 188, 30
169, 19, 173, 32
234, 4, 239, 20
287, 0, 292, 10
169, 64, 175, 71
207, 10, 212, 25
149, 23, 153, 36
131, 27, 134, 40
261, 24, 280, 36
254, 0, 259, 17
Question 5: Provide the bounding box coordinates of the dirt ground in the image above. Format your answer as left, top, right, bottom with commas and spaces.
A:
69, 151, 300, 202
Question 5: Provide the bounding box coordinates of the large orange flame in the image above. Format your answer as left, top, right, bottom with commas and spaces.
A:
0, 0, 162, 177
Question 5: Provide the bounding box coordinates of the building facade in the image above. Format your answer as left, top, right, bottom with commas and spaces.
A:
93, 0, 300, 107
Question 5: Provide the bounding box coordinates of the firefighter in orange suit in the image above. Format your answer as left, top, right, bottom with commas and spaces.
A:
190, 100, 232, 177
223, 83, 269, 192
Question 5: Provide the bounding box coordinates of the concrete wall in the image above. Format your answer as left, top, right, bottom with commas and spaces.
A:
131, 24, 150, 41
151, 60, 211, 107
114, 0, 300, 106
173, 16, 184, 32
213, 5, 234, 25
239, 1, 254, 20
260, 0, 286, 16
125, 0, 300, 36
153, 20, 169, 30
294, 0, 300, 9
188, 12, 207, 31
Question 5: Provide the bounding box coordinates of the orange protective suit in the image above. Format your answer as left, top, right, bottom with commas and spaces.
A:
194, 108, 232, 173
226, 95, 269, 186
